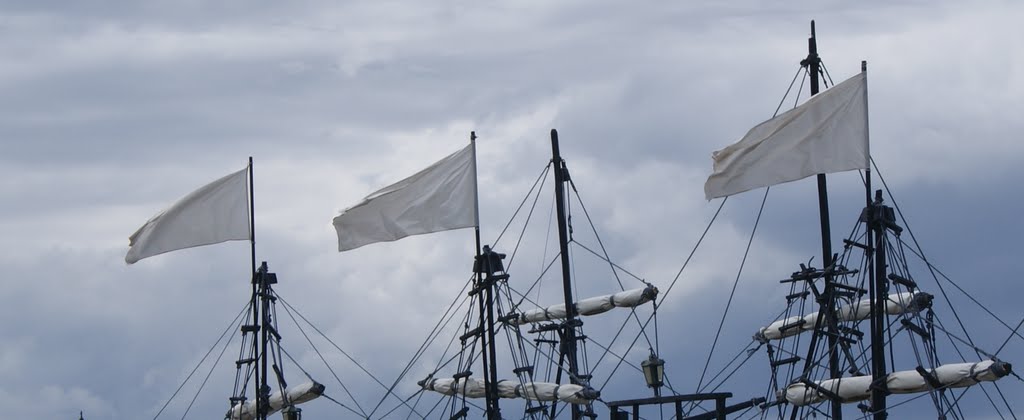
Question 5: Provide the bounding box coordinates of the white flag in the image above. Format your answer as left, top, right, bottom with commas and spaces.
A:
126, 167, 251, 264
704, 72, 869, 200
333, 143, 478, 252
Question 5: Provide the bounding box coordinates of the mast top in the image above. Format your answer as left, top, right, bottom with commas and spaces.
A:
802, 20, 821, 95
550, 129, 562, 163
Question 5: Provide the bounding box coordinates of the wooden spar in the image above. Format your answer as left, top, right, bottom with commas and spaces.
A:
471, 131, 502, 420
550, 129, 583, 419
789, 20, 845, 420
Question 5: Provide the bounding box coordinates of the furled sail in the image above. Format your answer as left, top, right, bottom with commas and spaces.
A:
226, 381, 325, 420
756, 292, 932, 342
508, 285, 658, 325
418, 377, 599, 404
781, 360, 1012, 406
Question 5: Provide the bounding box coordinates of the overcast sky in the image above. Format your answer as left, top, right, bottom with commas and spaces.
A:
1, 1, 1022, 419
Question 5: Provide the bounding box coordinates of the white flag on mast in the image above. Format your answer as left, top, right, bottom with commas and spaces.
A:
125, 167, 251, 264
704, 72, 869, 200
333, 143, 478, 252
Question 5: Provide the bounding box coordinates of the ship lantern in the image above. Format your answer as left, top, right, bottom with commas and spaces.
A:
641, 350, 665, 391
282, 406, 302, 420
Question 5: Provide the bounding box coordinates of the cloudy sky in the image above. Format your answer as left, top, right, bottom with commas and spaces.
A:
1, 1, 1022, 419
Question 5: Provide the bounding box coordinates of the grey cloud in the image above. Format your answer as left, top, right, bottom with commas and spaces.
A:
1, 1, 1022, 419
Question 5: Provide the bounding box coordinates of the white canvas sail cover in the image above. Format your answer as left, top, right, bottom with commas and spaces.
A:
509, 285, 658, 325
704, 72, 869, 200
418, 377, 488, 398
419, 377, 598, 404
333, 143, 478, 251
226, 381, 325, 420
782, 360, 1012, 406
515, 381, 597, 404
756, 292, 931, 342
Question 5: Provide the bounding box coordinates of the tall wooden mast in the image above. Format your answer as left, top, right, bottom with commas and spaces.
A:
550, 129, 584, 419
857, 60, 889, 420
792, 21, 844, 420
470, 131, 503, 420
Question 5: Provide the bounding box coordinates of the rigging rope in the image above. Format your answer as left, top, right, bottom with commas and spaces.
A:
491, 163, 551, 271
276, 293, 368, 418
367, 275, 474, 418
792, 69, 807, 111
773, 67, 805, 117
872, 158, 1017, 417
320, 392, 371, 418
276, 295, 412, 416
698, 340, 761, 396
151, 302, 249, 420
506, 253, 562, 311
180, 307, 245, 420
871, 159, 986, 347
278, 347, 314, 381
996, 316, 1024, 356
657, 197, 728, 308
567, 176, 655, 352
694, 187, 770, 396
593, 197, 728, 394
893, 236, 1024, 344
571, 241, 646, 282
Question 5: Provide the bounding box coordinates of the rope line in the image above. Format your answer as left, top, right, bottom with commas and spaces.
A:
490, 163, 551, 249
320, 392, 370, 417
894, 236, 1024, 344
276, 293, 368, 418
872, 158, 1018, 416
695, 187, 770, 395
179, 307, 244, 420
366, 275, 474, 418
152, 302, 249, 420
567, 174, 654, 350
657, 197, 728, 307
996, 316, 1024, 356
275, 296, 394, 409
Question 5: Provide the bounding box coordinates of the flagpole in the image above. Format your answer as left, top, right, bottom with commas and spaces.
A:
471, 131, 483, 266
249, 157, 257, 278
862, 61, 872, 207
247, 157, 263, 420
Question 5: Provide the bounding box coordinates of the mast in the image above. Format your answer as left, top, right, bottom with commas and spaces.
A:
260, 263, 271, 420
861, 56, 888, 418
856, 54, 880, 417
471, 131, 502, 420
795, 21, 844, 420
550, 129, 583, 419
868, 190, 888, 420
